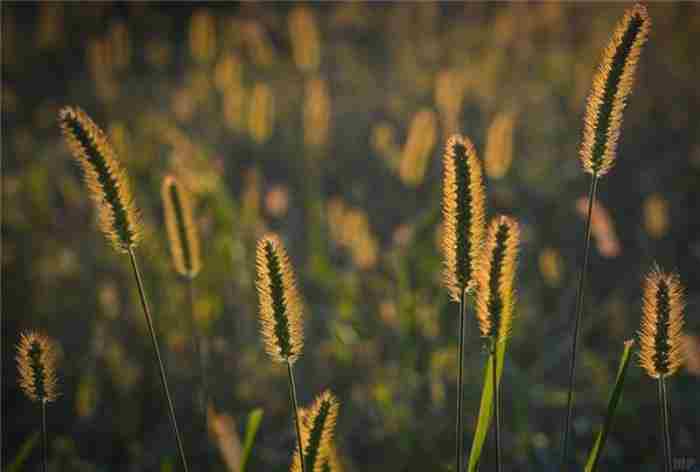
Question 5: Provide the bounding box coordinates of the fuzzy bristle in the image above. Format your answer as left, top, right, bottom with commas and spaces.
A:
59, 106, 141, 252
475, 216, 520, 342
16, 331, 59, 403
579, 3, 651, 177
291, 390, 339, 472
162, 175, 202, 278
638, 266, 685, 378
255, 234, 304, 363
442, 134, 486, 301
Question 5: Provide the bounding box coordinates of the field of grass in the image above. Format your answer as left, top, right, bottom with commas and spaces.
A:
2, 3, 700, 471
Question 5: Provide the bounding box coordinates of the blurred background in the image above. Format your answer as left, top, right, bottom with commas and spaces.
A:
2, 2, 700, 471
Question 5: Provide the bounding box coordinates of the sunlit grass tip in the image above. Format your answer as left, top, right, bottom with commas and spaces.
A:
16, 331, 59, 403
58, 106, 141, 252
291, 390, 340, 472
638, 265, 685, 378
580, 3, 651, 177
476, 216, 521, 343
162, 175, 202, 278
256, 234, 304, 363
442, 134, 486, 301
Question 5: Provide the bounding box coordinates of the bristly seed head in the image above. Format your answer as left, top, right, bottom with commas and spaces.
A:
59, 106, 141, 253
16, 331, 59, 403
291, 390, 339, 472
476, 216, 520, 343
580, 3, 651, 177
255, 234, 304, 363
638, 265, 685, 378
162, 175, 202, 278
442, 134, 486, 302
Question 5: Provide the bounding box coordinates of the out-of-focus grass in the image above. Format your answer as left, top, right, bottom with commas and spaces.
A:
2, 3, 700, 471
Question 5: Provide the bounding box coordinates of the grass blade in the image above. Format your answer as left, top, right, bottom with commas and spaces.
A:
467, 340, 506, 472
240, 408, 264, 472
584, 339, 635, 472
7, 432, 39, 472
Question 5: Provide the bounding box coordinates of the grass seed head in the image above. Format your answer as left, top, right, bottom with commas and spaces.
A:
59, 106, 141, 252
255, 234, 304, 363
580, 3, 651, 177
442, 134, 486, 301
162, 175, 202, 278
292, 390, 340, 472
476, 216, 520, 342
638, 266, 685, 378
16, 331, 59, 403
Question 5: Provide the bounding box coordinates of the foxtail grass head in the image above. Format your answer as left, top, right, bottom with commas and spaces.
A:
59, 106, 141, 252
162, 175, 202, 278
16, 331, 59, 403
580, 3, 651, 177
442, 134, 486, 301
638, 266, 685, 378
291, 390, 340, 472
256, 234, 304, 363
475, 216, 520, 343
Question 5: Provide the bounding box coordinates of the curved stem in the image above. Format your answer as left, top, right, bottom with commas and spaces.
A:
41, 401, 48, 472
561, 175, 599, 469
128, 248, 189, 472
491, 342, 502, 472
658, 376, 672, 472
455, 289, 467, 472
287, 361, 306, 472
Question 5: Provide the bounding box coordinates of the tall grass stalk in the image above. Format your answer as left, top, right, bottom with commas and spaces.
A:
638, 266, 684, 472
16, 332, 59, 472
287, 361, 307, 472
441, 135, 486, 472
561, 5, 650, 466
129, 248, 190, 472
489, 341, 501, 472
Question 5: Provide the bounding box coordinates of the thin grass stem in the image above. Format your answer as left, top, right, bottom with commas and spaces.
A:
561, 175, 599, 468
128, 248, 189, 472
658, 376, 672, 472
187, 280, 209, 422
41, 400, 48, 472
490, 342, 502, 472
455, 288, 467, 472
287, 361, 306, 472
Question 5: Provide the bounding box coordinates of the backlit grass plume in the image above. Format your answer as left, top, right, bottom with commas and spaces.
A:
562, 5, 650, 465
470, 215, 520, 472
17, 332, 59, 404
638, 267, 685, 378
59, 107, 189, 471
256, 234, 304, 363
59, 106, 141, 252
442, 134, 486, 472
16, 331, 59, 472
442, 134, 486, 301
580, 3, 650, 177
162, 175, 202, 279
637, 266, 684, 472
475, 216, 520, 343
256, 233, 307, 472
291, 391, 340, 472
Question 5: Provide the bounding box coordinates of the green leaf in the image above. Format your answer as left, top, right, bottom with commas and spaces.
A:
585, 340, 635, 472
7, 432, 39, 472
239, 408, 264, 472
467, 340, 506, 472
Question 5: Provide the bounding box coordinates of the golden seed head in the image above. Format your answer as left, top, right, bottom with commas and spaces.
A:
442, 134, 486, 301
59, 106, 141, 252
580, 3, 651, 177
162, 175, 202, 278
16, 331, 59, 403
291, 390, 340, 472
255, 234, 304, 363
638, 266, 685, 378
475, 216, 520, 342
399, 109, 437, 186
